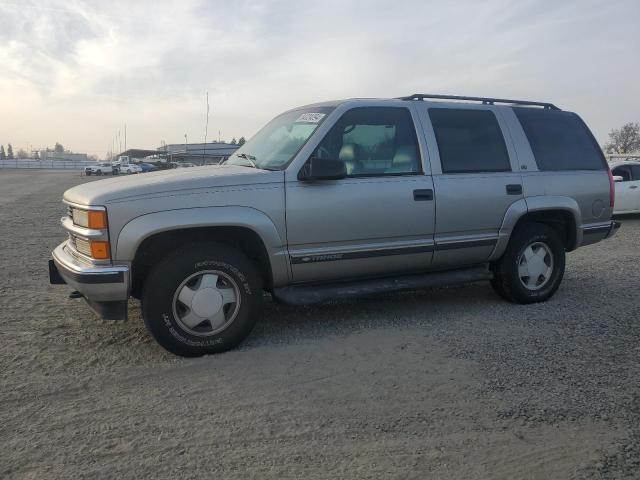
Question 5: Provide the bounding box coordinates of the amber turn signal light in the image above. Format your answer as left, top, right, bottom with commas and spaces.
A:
90, 241, 110, 260
87, 210, 108, 229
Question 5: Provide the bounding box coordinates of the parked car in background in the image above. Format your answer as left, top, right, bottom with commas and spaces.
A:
139, 163, 158, 173
119, 163, 143, 174
84, 163, 117, 176
51, 94, 620, 357
611, 161, 640, 214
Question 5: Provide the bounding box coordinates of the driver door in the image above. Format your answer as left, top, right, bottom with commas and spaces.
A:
285, 106, 436, 283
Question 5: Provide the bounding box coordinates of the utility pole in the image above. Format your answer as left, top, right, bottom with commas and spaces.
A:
124, 124, 127, 152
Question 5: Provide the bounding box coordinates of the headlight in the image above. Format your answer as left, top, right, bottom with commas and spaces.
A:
67, 206, 111, 260
71, 208, 108, 229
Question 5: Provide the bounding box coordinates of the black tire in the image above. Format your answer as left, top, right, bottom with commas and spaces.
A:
96, 170, 102, 176
141, 242, 263, 357
86, 171, 92, 176
491, 223, 565, 304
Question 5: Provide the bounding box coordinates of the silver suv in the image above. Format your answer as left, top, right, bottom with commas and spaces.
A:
49, 94, 620, 356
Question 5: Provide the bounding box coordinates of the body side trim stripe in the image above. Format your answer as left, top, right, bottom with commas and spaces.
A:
290, 245, 433, 264
290, 238, 497, 264
434, 238, 497, 251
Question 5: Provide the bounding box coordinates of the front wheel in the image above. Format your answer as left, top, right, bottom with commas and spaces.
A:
141, 243, 263, 356
491, 223, 565, 304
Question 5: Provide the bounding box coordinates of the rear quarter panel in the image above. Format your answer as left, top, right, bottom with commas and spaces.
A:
501, 107, 612, 246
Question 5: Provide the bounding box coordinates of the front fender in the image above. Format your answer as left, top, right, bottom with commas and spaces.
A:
114, 206, 289, 286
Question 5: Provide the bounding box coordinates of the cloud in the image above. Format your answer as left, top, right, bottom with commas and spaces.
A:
0, 0, 638, 155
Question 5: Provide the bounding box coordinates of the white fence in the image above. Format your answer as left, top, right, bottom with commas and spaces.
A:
0, 159, 96, 170
606, 154, 640, 163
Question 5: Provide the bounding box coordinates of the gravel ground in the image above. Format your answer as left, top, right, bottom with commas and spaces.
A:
1, 170, 639, 479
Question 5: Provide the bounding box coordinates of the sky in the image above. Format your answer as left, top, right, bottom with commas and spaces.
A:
0, 0, 639, 158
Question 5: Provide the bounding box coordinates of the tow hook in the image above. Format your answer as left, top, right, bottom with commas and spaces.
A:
69, 291, 84, 299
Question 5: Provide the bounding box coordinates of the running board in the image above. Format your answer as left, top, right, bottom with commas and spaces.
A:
272, 265, 493, 306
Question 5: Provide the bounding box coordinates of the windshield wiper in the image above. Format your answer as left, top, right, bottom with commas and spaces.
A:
234, 153, 257, 168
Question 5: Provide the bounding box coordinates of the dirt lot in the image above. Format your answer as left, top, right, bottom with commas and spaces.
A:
1, 170, 639, 479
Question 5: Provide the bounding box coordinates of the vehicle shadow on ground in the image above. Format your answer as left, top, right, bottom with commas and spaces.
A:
121, 271, 609, 356
235, 282, 526, 350
121, 281, 499, 354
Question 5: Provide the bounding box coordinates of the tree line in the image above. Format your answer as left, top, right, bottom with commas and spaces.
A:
0, 142, 67, 160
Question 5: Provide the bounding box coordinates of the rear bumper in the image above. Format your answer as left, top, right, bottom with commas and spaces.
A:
581, 220, 621, 246
49, 241, 129, 320
605, 220, 621, 239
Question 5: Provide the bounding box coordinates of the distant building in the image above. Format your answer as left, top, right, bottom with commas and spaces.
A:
40, 151, 88, 162
159, 142, 240, 165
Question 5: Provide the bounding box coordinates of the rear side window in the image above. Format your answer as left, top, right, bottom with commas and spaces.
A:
429, 108, 511, 174
514, 108, 606, 171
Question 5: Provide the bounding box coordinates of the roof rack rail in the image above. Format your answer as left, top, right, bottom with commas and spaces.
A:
399, 94, 560, 110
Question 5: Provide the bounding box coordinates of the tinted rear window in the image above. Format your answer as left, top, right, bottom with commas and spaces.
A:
429, 108, 511, 174
514, 108, 606, 171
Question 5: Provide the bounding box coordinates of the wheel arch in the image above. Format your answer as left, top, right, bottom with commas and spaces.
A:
489, 196, 582, 261
115, 207, 289, 296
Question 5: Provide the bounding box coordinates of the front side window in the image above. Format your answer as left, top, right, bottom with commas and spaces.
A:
429, 108, 511, 174
226, 106, 334, 170
311, 107, 421, 176
612, 166, 633, 182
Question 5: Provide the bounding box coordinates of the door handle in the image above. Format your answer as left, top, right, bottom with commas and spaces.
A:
506, 184, 523, 195
413, 189, 433, 201
630, 185, 638, 189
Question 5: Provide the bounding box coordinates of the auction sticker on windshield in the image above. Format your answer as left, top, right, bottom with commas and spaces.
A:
296, 112, 326, 123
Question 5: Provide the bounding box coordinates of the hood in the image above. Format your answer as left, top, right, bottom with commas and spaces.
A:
64, 165, 282, 205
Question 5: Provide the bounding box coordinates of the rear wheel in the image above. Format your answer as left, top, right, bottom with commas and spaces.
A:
141, 243, 263, 356
491, 223, 565, 304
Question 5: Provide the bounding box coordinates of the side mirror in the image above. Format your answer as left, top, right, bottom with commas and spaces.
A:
298, 157, 347, 181
613, 175, 624, 182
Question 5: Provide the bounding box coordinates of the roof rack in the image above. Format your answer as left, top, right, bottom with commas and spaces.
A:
399, 94, 560, 110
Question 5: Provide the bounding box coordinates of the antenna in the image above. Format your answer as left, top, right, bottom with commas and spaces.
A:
203, 92, 209, 165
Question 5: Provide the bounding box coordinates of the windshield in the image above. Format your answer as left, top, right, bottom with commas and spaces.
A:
225, 107, 334, 170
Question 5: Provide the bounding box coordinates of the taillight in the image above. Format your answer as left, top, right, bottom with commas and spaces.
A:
608, 168, 615, 208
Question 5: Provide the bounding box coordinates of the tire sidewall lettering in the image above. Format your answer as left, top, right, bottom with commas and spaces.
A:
194, 260, 252, 294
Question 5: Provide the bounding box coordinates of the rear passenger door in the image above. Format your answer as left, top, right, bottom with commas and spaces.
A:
418, 105, 523, 267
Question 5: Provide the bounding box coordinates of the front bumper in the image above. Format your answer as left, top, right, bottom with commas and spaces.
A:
49, 241, 130, 320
